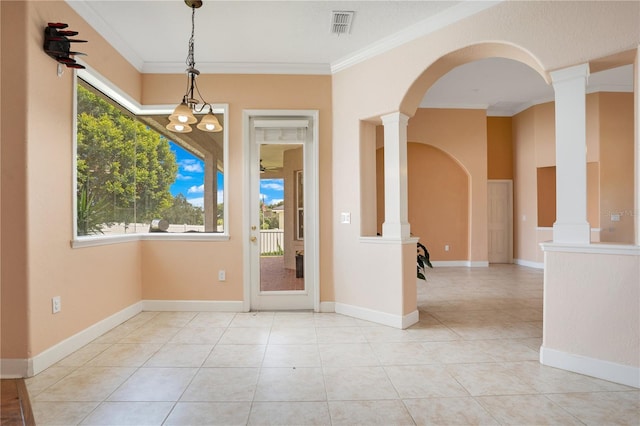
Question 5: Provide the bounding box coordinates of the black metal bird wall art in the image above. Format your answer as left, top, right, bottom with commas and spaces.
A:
43, 22, 87, 69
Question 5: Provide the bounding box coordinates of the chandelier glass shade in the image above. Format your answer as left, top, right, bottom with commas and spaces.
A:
166, 0, 222, 133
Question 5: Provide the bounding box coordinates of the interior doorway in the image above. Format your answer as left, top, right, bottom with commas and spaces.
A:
488, 180, 513, 263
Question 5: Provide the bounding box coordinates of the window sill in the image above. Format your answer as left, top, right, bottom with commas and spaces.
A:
71, 233, 231, 248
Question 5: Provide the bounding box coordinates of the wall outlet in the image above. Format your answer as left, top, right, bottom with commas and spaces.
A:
218, 270, 226, 281
445, 245, 450, 252
52, 296, 61, 314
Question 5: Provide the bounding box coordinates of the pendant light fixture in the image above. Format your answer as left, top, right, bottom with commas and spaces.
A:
166, 0, 222, 134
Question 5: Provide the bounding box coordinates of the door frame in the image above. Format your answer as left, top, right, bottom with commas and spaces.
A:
242, 110, 320, 311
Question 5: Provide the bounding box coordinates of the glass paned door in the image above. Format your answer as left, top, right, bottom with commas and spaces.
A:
249, 117, 314, 311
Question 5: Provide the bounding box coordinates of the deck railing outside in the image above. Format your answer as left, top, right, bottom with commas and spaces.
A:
260, 229, 284, 255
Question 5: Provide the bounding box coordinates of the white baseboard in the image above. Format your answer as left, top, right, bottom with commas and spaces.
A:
431, 260, 489, 267
402, 310, 420, 328
0, 302, 144, 379
540, 346, 639, 388
1, 359, 29, 379
142, 300, 244, 312
319, 301, 335, 313
514, 258, 544, 269
335, 302, 418, 329
3, 300, 247, 378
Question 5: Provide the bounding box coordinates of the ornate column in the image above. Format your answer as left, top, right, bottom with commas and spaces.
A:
381, 112, 411, 239
550, 63, 591, 244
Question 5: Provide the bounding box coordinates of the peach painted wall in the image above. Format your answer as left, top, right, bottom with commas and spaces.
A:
1, 0, 29, 360
512, 107, 539, 263
141, 73, 333, 302
332, 0, 638, 321
283, 147, 304, 270
537, 167, 556, 228
543, 250, 639, 368
514, 92, 634, 265
536, 163, 600, 230
2, 1, 334, 366
599, 92, 635, 243
0, 0, 143, 364
377, 144, 469, 261
487, 117, 513, 180
407, 109, 487, 262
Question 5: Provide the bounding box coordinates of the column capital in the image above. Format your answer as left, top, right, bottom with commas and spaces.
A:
380, 111, 410, 126
550, 63, 590, 85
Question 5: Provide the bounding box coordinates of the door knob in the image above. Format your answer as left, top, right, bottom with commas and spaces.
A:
250, 236, 257, 242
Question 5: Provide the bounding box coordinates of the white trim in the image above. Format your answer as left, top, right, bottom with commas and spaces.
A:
359, 236, 418, 245
587, 84, 634, 94
142, 61, 331, 75
550, 63, 590, 85
24, 302, 142, 378
420, 102, 490, 110
514, 258, 545, 269
252, 119, 309, 129
402, 310, 420, 329
67, 0, 498, 76
65, 0, 145, 71
331, 1, 502, 73
72, 67, 230, 246
319, 301, 336, 313
1, 359, 29, 379
540, 242, 640, 256
243, 110, 320, 312
142, 300, 245, 312
335, 302, 418, 329
540, 346, 640, 389
72, 233, 231, 249
430, 260, 489, 267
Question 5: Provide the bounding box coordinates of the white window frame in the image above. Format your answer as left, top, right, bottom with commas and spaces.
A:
72, 66, 229, 248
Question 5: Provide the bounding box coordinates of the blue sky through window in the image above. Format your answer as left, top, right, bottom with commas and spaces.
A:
169, 141, 222, 208
261, 179, 284, 205
169, 142, 285, 207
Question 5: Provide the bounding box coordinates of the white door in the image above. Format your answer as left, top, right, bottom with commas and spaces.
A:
488, 180, 513, 263
245, 113, 318, 311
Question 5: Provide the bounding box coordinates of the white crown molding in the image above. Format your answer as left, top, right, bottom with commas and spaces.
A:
420, 102, 490, 110
587, 84, 634, 93
65, 0, 145, 71
142, 61, 331, 75
68, 0, 499, 76
330, 1, 502, 74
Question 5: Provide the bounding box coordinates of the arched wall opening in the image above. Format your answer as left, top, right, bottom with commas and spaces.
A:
400, 42, 549, 117
360, 42, 549, 265
376, 143, 470, 261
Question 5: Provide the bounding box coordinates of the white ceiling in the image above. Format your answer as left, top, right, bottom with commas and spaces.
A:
68, 0, 634, 116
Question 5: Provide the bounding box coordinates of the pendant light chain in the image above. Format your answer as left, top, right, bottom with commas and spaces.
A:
187, 5, 196, 70
166, 0, 223, 133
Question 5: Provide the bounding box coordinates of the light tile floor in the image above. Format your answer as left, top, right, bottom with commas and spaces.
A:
27, 265, 639, 425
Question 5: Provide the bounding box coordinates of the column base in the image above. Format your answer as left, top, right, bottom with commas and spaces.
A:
382, 222, 411, 239
553, 221, 591, 244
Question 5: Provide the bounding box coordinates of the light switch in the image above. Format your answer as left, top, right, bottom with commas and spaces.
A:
611, 213, 621, 222
340, 212, 351, 224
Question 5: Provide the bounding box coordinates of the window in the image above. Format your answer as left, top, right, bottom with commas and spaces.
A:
75, 77, 226, 240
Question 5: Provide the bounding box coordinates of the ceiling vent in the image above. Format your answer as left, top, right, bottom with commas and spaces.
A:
330, 11, 354, 35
